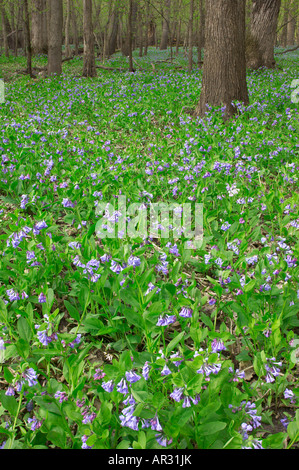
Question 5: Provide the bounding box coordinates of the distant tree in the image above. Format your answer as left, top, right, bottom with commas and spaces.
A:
31, 0, 48, 54
83, 0, 97, 77
195, 0, 249, 120
48, 0, 63, 76
23, 0, 33, 77
160, 0, 171, 49
247, 0, 281, 69
0, 0, 9, 57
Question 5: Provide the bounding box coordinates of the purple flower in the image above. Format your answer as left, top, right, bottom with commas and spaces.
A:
170, 387, 184, 402
142, 362, 151, 380
116, 378, 129, 395
161, 364, 171, 376
150, 414, 163, 432
155, 434, 172, 447
23, 368, 38, 387
156, 314, 176, 326
38, 293, 47, 303
27, 417, 42, 431
179, 307, 192, 318
54, 391, 68, 403
5, 386, 15, 396
102, 380, 114, 392
6, 289, 20, 302
125, 370, 141, 384
211, 339, 226, 353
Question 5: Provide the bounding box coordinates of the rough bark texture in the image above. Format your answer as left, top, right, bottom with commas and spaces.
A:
31, 0, 48, 54
83, 0, 97, 77
48, 0, 63, 76
160, 0, 171, 49
247, 0, 281, 69
195, 0, 249, 119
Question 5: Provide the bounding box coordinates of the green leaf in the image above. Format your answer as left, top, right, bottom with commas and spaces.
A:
166, 331, 185, 356
17, 316, 32, 342
0, 391, 19, 417
197, 421, 227, 435
64, 300, 80, 322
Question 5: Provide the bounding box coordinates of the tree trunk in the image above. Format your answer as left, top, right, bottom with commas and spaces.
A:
31, 0, 48, 54
188, 0, 194, 72
128, 0, 134, 71
280, 2, 289, 47
83, 0, 97, 77
65, 0, 71, 58
0, 2, 9, 57
287, 0, 297, 45
48, 0, 63, 76
195, 0, 249, 120
247, 0, 281, 69
71, 1, 79, 56
197, 0, 205, 67
23, 0, 33, 77
107, 6, 119, 57
160, 0, 171, 50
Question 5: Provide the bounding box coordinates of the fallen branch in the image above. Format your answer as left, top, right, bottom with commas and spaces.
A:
276, 45, 299, 54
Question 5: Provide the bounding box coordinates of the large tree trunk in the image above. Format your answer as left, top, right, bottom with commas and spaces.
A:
83, 0, 97, 77
31, 0, 48, 54
195, 0, 249, 120
48, 0, 63, 76
107, 6, 119, 57
247, 0, 281, 69
160, 0, 171, 50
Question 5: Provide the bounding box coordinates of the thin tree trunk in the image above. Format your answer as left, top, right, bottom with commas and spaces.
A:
83, 0, 97, 77
128, 0, 134, 71
195, 0, 249, 119
31, 0, 48, 54
197, 0, 205, 67
1, 2, 9, 57
48, 0, 63, 76
71, 1, 79, 56
287, 0, 297, 45
247, 0, 281, 69
23, 0, 33, 77
280, 3, 289, 47
65, 0, 71, 58
188, 0, 194, 72
160, 0, 171, 50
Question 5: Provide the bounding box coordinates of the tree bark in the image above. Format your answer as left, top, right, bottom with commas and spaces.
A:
197, 0, 205, 67
65, 0, 71, 58
71, 1, 79, 56
280, 2, 289, 47
195, 0, 249, 120
128, 0, 134, 71
160, 0, 171, 50
48, 0, 63, 76
287, 0, 297, 45
83, 0, 97, 77
247, 0, 281, 69
23, 0, 33, 77
0, 2, 9, 57
31, 0, 48, 54
188, 0, 194, 72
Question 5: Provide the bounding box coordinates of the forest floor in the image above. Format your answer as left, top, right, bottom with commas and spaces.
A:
0, 47, 298, 450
